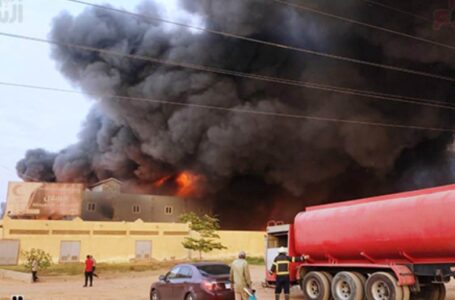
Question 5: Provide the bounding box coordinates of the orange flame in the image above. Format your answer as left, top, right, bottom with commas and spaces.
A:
176, 171, 198, 197
153, 175, 171, 188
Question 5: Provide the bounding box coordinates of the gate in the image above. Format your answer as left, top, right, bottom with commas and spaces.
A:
135, 240, 152, 260
60, 241, 81, 263
0, 240, 20, 265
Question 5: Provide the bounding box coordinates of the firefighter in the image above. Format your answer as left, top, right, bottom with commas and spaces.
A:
269, 247, 309, 300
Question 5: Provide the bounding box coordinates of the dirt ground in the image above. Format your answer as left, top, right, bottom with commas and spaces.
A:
1, 265, 455, 300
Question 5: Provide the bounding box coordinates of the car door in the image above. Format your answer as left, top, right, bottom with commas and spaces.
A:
174, 266, 193, 299
159, 266, 180, 299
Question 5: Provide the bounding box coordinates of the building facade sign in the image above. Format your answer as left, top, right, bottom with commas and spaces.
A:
5, 182, 84, 219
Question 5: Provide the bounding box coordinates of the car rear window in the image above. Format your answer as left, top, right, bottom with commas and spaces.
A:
196, 264, 230, 276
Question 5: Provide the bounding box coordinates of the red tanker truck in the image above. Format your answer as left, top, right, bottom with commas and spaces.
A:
265, 184, 455, 300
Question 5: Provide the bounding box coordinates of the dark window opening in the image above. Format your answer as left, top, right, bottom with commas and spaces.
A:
132, 205, 141, 214
164, 206, 173, 215
87, 203, 96, 212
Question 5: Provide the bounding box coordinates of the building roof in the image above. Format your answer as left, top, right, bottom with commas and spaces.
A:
88, 178, 122, 189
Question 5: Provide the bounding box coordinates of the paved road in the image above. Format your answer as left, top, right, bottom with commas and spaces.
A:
1, 265, 455, 300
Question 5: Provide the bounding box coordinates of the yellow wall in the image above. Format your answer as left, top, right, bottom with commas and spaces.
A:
201, 231, 266, 259
0, 217, 264, 264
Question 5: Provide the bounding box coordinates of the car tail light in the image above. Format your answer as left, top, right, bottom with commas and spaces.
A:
201, 280, 216, 292
201, 280, 225, 292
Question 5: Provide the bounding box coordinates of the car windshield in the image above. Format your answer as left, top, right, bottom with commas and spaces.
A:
196, 264, 230, 276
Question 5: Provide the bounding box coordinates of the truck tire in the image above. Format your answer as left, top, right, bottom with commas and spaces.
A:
416, 284, 446, 300
331, 271, 364, 300
365, 272, 403, 300
412, 285, 438, 300
437, 284, 446, 300
302, 271, 331, 300
402, 286, 410, 300
352, 272, 366, 286
322, 272, 334, 285
352, 272, 367, 300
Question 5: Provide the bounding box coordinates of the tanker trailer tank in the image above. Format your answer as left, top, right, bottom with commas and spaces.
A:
291, 184, 455, 300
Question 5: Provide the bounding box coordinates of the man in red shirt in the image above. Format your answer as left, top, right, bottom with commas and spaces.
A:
84, 255, 94, 287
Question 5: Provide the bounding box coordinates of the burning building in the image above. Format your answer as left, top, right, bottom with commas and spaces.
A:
82, 178, 212, 222
15, 1, 455, 229
4, 179, 211, 222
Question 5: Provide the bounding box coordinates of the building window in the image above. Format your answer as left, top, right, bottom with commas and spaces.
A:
132, 205, 141, 214
164, 206, 173, 215
87, 203, 96, 212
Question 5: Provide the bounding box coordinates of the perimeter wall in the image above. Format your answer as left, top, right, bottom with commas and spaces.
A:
0, 217, 265, 264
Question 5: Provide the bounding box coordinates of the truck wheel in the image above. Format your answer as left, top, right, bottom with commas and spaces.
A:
352, 272, 367, 300
322, 271, 334, 286
410, 283, 446, 300
302, 271, 331, 300
437, 284, 446, 300
331, 271, 364, 300
365, 272, 403, 300
352, 272, 366, 286
402, 286, 410, 300
416, 285, 439, 300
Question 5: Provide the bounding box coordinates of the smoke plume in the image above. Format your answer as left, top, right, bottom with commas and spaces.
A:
17, 0, 455, 228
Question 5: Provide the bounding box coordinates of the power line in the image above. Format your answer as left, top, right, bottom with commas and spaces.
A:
0, 164, 42, 182
2, 32, 455, 112
1, 80, 455, 133
65, 0, 455, 84
0, 165, 17, 176
0, 164, 29, 183
273, 0, 455, 52
362, 0, 430, 22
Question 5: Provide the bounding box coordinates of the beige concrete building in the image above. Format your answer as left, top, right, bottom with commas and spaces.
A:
82, 179, 212, 222
4, 179, 212, 223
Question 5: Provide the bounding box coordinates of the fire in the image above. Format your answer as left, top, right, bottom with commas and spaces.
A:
152, 171, 201, 197
176, 171, 198, 197
153, 175, 171, 188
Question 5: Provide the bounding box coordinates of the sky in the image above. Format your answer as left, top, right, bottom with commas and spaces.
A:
0, 0, 183, 206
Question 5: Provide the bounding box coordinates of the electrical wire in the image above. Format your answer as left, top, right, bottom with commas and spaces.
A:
362, 0, 430, 22
0, 80, 455, 133
273, 0, 455, 52
65, 0, 455, 83
1, 31, 455, 112
0, 165, 17, 176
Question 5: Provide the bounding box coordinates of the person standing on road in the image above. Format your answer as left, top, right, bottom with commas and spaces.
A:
269, 247, 309, 300
31, 259, 38, 282
91, 255, 98, 278
83, 255, 94, 287
230, 250, 252, 300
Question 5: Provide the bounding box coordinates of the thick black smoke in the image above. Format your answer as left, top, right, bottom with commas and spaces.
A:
17, 0, 455, 228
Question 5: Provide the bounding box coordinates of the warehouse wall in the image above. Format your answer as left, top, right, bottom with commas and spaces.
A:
0, 217, 264, 264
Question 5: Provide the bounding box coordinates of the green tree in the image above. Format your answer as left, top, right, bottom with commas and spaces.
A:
180, 212, 227, 259
22, 248, 52, 271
